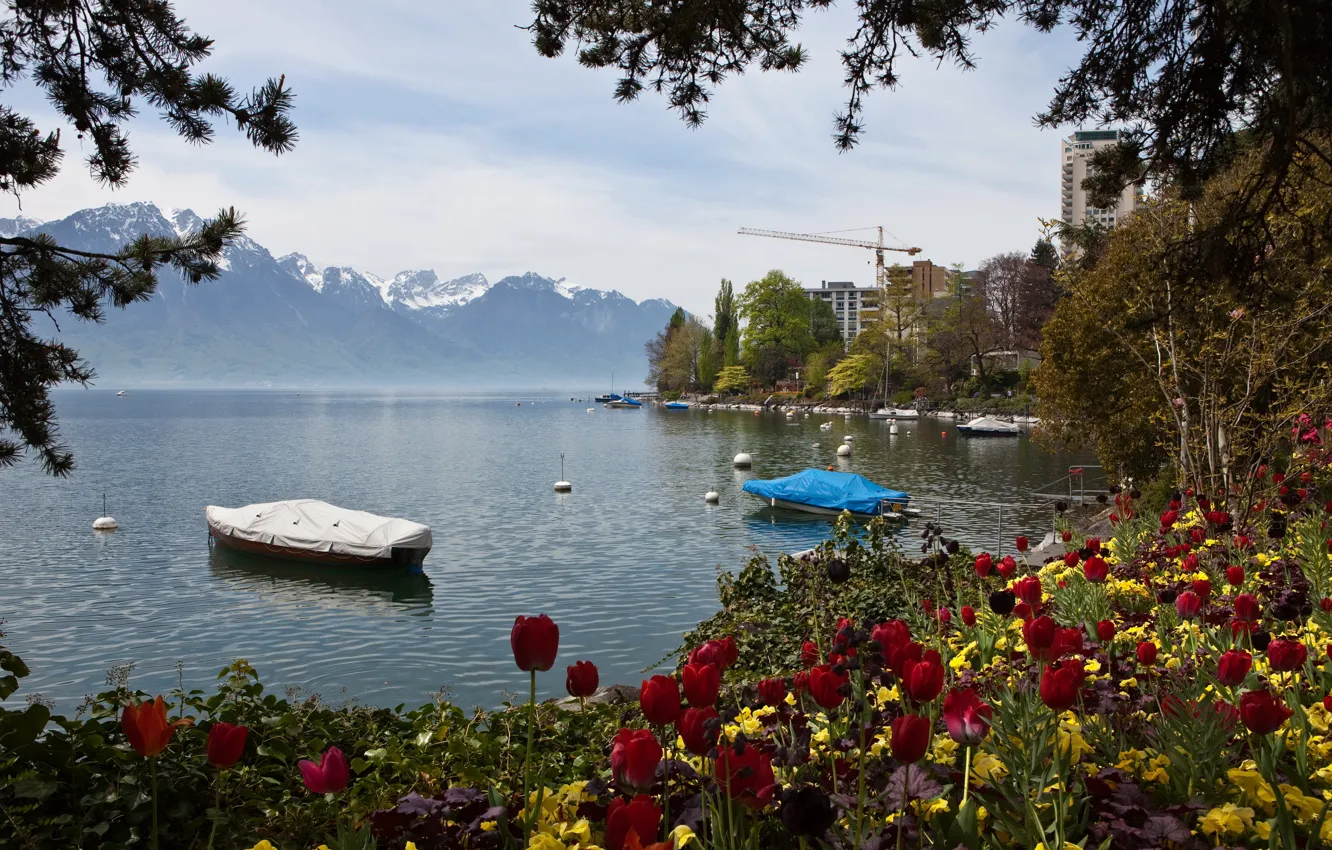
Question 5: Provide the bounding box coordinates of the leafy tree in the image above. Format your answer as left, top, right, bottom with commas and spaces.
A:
0, 1, 296, 475
1030, 239, 1058, 275
696, 325, 717, 392
722, 326, 740, 368
668, 306, 687, 331
738, 269, 814, 384
713, 278, 737, 355
976, 252, 1056, 353
873, 264, 925, 353
826, 353, 882, 398
807, 295, 841, 347
713, 365, 751, 395
647, 311, 711, 392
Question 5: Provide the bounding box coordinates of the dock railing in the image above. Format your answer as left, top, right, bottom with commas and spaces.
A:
1029, 465, 1108, 505
901, 494, 1064, 558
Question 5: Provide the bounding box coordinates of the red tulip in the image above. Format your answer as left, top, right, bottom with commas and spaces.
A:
611, 728, 662, 791
510, 614, 560, 672
1190, 527, 1205, 544
1266, 639, 1308, 672
792, 671, 810, 696
1324, 695, 1332, 712
886, 641, 925, 678
121, 696, 188, 758
1023, 615, 1057, 659
1039, 660, 1084, 712
682, 662, 721, 708
902, 656, 945, 703
1239, 689, 1293, 735
973, 553, 993, 577
1013, 576, 1043, 606
942, 688, 991, 746
1225, 565, 1245, 586
1234, 593, 1262, 622
960, 605, 977, 627
1160, 510, 1179, 528
1082, 556, 1109, 583
714, 741, 776, 808
1012, 601, 1033, 620
1086, 537, 1101, 551
1272, 472, 1286, 484
1063, 551, 1080, 568
1136, 641, 1158, 666
1061, 530, 1072, 542
299, 746, 349, 795
936, 607, 952, 625
1322, 598, 1332, 613
206, 721, 248, 769
889, 714, 931, 763
871, 620, 911, 660
1096, 620, 1116, 643
566, 660, 599, 698
1216, 650, 1252, 686
757, 677, 787, 707
1015, 535, 1029, 552
606, 794, 662, 850
997, 555, 1017, 579
1231, 619, 1258, 638
1175, 591, 1201, 619
809, 665, 847, 709
800, 641, 820, 668
676, 706, 719, 756
639, 676, 681, 726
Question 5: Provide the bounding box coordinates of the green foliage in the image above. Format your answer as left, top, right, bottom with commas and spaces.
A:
826, 352, 882, 398
807, 296, 841, 347
713, 279, 737, 355
738, 270, 815, 384
713, 365, 751, 394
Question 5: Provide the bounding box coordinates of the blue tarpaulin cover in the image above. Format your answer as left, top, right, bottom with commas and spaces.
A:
742, 468, 910, 515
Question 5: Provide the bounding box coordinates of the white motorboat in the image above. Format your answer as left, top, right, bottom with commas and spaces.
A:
206, 500, 433, 570
115, 390, 128, 396
870, 407, 920, 420
955, 416, 1021, 436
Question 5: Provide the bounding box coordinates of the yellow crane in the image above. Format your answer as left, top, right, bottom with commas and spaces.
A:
737, 226, 921, 291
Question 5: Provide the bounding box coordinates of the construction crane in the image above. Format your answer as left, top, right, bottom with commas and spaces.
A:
737, 226, 921, 291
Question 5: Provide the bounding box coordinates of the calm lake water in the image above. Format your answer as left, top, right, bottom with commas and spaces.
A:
0, 390, 1092, 712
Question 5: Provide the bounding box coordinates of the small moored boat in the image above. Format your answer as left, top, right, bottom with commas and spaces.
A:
594, 393, 622, 403
663, 401, 690, 410
742, 468, 916, 519
206, 500, 432, 571
955, 416, 1021, 436
604, 396, 642, 408
869, 407, 919, 420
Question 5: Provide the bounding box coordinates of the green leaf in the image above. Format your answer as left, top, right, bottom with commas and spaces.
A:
0, 703, 50, 749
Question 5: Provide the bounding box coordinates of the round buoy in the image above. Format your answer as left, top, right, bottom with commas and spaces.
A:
844, 435, 854, 442
941, 431, 947, 438
812, 443, 820, 448
733, 452, 753, 468
890, 422, 899, 435
554, 481, 572, 492
587, 408, 595, 412
93, 516, 119, 531
837, 444, 851, 457
704, 491, 720, 503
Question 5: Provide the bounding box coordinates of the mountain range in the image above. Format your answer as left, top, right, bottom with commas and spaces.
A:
4, 203, 679, 387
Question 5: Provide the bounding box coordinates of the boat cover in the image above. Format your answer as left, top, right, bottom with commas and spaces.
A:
961, 416, 1019, 432
206, 500, 432, 559
742, 469, 909, 515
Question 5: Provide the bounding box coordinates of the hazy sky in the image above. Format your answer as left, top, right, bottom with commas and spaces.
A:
1, 1, 1088, 315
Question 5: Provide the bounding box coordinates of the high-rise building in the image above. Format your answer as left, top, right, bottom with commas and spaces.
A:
1060, 130, 1139, 228
804, 280, 878, 342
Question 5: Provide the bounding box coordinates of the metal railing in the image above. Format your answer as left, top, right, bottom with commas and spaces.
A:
903, 494, 1063, 557
1029, 465, 1107, 504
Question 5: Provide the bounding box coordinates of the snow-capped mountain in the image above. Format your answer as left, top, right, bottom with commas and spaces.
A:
0, 214, 43, 238
19, 202, 678, 386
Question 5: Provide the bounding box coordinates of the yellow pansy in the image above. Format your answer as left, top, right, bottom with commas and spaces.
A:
1228, 768, 1277, 808
670, 824, 698, 847
917, 796, 951, 820
249, 843, 278, 850
527, 835, 566, 850
1278, 784, 1324, 821
1199, 803, 1254, 838
1119, 677, 1139, 689
1141, 753, 1170, 783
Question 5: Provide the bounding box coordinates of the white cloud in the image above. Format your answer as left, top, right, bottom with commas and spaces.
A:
0, 1, 1089, 316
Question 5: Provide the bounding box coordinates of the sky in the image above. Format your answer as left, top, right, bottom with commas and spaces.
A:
1, 1, 1089, 316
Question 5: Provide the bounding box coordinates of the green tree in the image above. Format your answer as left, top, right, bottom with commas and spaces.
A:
0, 1, 296, 475
808, 296, 841, 347
1030, 239, 1059, 275
826, 353, 883, 398
738, 270, 815, 385
713, 279, 737, 352
713, 365, 750, 395
723, 327, 740, 368
696, 326, 717, 392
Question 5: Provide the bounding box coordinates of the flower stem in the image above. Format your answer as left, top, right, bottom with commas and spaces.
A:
149, 756, 159, 850
961, 746, 972, 807
522, 669, 541, 846
896, 764, 910, 850
662, 730, 672, 839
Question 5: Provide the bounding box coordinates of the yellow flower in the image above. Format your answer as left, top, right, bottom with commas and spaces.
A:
249, 843, 278, 850
1279, 784, 1324, 821
404, 844, 417, 850
971, 751, 1007, 783
1199, 803, 1254, 838
527, 835, 566, 850
1228, 768, 1277, 808
917, 796, 951, 820
670, 824, 698, 847
785, 691, 797, 706
1058, 715, 1093, 764
1141, 753, 1170, 783
1115, 748, 1147, 772
1083, 659, 1102, 675
1119, 677, 1138, 689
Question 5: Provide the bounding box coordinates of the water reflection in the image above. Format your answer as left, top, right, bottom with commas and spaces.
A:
207, 544, 434, 613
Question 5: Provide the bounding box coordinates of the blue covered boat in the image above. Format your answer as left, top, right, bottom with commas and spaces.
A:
663, 401, 690, 410
742, 469, 912, 518
604, 396, 642, 408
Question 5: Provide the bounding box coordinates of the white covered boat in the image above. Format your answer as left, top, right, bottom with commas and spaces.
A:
955, 416, 1021, 436
206, 500, 432, 570
869, 407, 920, 420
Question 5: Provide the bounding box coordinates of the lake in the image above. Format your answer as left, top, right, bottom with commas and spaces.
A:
0, 390, 1093, 712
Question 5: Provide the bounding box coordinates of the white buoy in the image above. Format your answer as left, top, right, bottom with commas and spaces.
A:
704, 491, 720, 503
844, 435, 854, 442
733, 452, 753, 468
890, 422, 899, 435
93, 493, 119, 531
837, 444, 851, 457
812, 443, 820, 448
587, 408, 595, 412
553, 453, 572, 492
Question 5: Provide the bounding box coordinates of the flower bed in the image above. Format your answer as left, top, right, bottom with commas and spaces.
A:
5, 458, 1332, 848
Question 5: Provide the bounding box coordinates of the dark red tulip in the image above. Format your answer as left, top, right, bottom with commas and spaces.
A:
942, 688, 991, 745
1082, 556, 1109, 583
1039, 660, 1084, 712
611, 728, 662, 791
1175, 591, 1201, 619
800, 641, 819, 668
1234, 593, 1262, 622
510, 614, 560, 672
1192, 578, 1212, 602
1189, 527, 1205, 544
716, 636, 739, 669
1023, 615, 1057, 660
973, 553, 993, 577
299, 746, 349, 795
792, 671, 810, 696
1013, 601, 1032, 620
1324, 695, 1332, 712
1063, 551, 1080, 568
1096, 620, 1115, 643
121, 696, 184, 758
1267, 639, 1307, 672
682, 662, 721, 708
808, 665, 847, 709
871, 620, 911, 659
1136, 641, 1158, 666
714, 741, 777, 808
206, 721, 248, 769
889, 714, 931, 763
566, 660, 599, 698
902, 656, 945, 703
960, 605, 976, 627
676, 706, 719, 756
886, 641, 925, 679
640, 675, 681, 725
1015, 535, 1029, 552
1216, 650, 1252, 686
606, 794, 662, 850
1239, 689, 1293, 735
757, 677, 787, 707
1061, 530, 1072, 542
1231, 619, 1258, 638
936, 606, 952, 625
1321, 598, 1332, 613
997, 555, 1017, 578
1013, 576, 1043, 606
1226, 565, 1245, 586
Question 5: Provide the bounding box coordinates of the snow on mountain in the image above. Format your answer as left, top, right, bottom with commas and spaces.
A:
0, 215, 42, 237
387, 270, 489, 310
276, 253, 325, 291
169, 208, 205, 238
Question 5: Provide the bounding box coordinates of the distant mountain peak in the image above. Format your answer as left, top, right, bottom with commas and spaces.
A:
277, 253, 324, 291
0, 214, 43, 238
387, 270, 489, 311
169, 208, 204, 238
